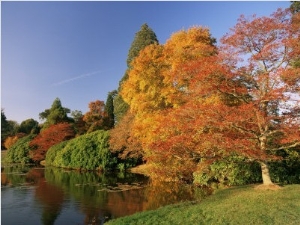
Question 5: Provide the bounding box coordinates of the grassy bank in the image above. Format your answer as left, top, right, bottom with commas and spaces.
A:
105, 184, 300, 225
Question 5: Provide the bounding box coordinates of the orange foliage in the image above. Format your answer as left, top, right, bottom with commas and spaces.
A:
4, 133, 26, 149
83, 100, 108, 132
150, 8, 300, 183
120, 26, 217, 157
29, 123, 75, 162
109, 111, 143, 159
119, 12, 300, 184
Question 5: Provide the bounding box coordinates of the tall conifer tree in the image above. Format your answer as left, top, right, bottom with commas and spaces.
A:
114, 23, 159, 123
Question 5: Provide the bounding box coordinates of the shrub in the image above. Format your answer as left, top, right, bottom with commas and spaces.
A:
193, 156, 262, 187
4, 135, 35, 164
29, 123, 75, 162
269, 149, 300, 184
46, 130, 117, 171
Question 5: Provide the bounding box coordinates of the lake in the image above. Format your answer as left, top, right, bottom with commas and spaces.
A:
1, 164, 210, 225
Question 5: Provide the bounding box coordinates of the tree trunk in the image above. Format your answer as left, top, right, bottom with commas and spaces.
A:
260, 161, 273, 185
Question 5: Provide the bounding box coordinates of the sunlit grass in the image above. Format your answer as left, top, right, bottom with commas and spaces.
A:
105, 185, 300, 225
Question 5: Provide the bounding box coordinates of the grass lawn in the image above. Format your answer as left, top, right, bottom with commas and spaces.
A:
105, 184, 300, 225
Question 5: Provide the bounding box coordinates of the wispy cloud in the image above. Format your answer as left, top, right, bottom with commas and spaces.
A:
52, 70, 106, 86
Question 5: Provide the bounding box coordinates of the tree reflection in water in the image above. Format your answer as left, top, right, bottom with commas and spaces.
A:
1, 165, 210, 225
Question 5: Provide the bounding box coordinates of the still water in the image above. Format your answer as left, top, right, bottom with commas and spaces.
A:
1, 164, 210, 225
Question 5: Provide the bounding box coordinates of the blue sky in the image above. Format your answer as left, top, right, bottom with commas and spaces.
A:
1, 1, 290, 123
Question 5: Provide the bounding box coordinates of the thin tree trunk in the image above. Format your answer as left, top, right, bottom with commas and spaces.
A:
260, 161, 273, 185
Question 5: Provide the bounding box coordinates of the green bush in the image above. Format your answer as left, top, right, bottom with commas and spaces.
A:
269, 149, 300, 184
193, 156, 262, 187
46, 130, 117, 171
4, 135, 35, 164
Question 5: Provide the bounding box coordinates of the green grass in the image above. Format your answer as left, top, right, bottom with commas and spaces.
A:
105, 185, 300, 225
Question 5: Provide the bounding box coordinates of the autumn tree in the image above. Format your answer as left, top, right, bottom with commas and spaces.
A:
4, 133, 27, 150
39, 98, 73, 129
29, 123, 75, 162
121, 26, 217, 158
144, 56, 229, 181
119, 10, 300, 187
114, 23, 159, 123
83, 100, 108, 133
150, 9, 300, 185
215, 8, 300, 186
109, 111, 143, 160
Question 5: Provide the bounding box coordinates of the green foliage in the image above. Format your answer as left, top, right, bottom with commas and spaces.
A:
290, 1, 300, 14
126, 23, 159, 68
1, 164, 31, 186
104, 90, 117, 129
4, 135, 35, 164
46, 130, 117, 170
1, 110, 20, 147
39, 98, 73, 129
1, 109, 10, 148
113, 93, 129, 124
115, 157, 140, 172
269, 149, 300, 184
193, 157, 262, 187
18, 118, 40, 134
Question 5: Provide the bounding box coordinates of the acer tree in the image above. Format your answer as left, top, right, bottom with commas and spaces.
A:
217, 8, 300, 185
29, 123, 75, 162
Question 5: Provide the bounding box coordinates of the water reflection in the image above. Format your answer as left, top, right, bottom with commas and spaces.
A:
1, 165, 210, 225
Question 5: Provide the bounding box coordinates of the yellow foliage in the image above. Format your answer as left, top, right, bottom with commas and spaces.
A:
119, 26, 218, 161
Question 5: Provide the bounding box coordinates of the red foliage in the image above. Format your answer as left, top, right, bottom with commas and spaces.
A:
29, 123, 75, 162
149, 8, 300, 184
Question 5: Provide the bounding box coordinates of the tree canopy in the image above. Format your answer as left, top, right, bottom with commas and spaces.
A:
39, 98, 73, 129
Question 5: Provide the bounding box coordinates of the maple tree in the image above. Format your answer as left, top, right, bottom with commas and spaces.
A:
29, 123, 75, 162
216, 8, 300, 185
